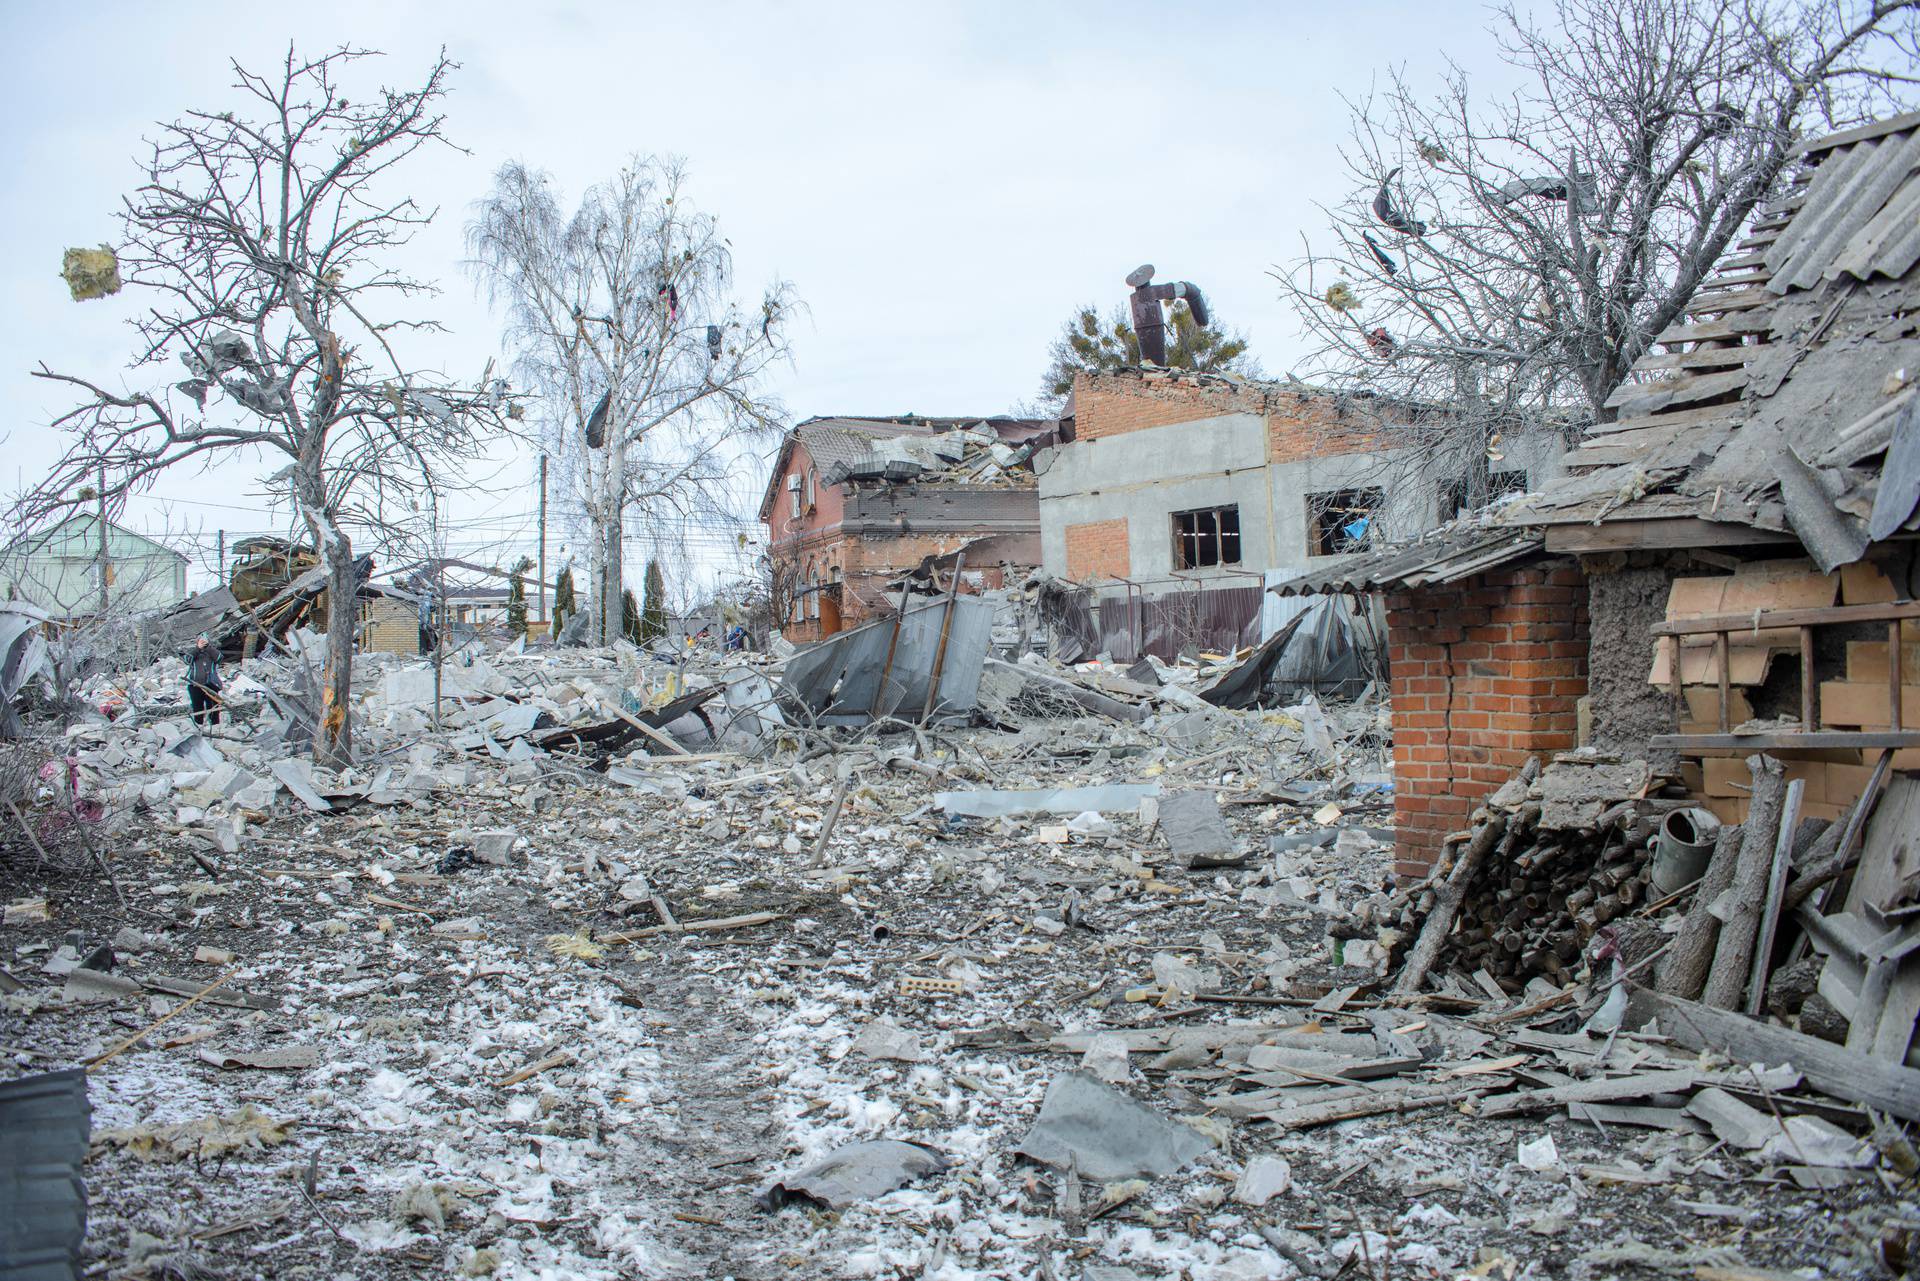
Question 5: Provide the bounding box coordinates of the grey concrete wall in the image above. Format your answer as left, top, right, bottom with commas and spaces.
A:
1037, 412, 1271, 584
1036, 415, 1575, 590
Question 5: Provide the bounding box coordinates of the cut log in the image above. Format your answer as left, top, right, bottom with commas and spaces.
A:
1702, 756, 1787, 1009
1657, 822, 1743, 1000
1744, 778, 1804, 1017
1394, 814, 1506, 995
1626, 986, 1920, 1122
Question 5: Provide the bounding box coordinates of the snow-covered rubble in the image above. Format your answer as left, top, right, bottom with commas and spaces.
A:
1, 641, 1906, 1278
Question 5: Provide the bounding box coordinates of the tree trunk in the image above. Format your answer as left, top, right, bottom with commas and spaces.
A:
599, 512, 623, 647
1656, 823, 1743, 1000
588, 432, 626, 646
1701, 756, 1787, 1009
318, 529, 356, 767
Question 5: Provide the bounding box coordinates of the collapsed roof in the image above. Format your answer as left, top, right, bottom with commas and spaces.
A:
757, 416, 1052, 520
1506, 111, 1920, 569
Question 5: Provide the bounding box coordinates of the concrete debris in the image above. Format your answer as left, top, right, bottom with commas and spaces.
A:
756, 1139, 949, 1210
1157, 789, 1244, 868
848, 1019, 930, 1064
1232, 1154, 1292, 1206
1014, 1072, 1213, 1181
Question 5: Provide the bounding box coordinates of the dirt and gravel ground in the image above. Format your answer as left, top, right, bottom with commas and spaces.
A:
5, 713, 1916, 1280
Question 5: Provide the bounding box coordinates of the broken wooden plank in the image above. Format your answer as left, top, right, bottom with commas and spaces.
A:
602, 911, 783, 943
1745, 778, 1804, 1016
1567, 1101, 1707, 1132
87, 968, 241, 1070
1625, 985, 1920, 1122
500, 1051, 573, 1087
1262, 1081, 1505, 1131
137, 974, 274, 1011
1478, 1067, 1702, 1118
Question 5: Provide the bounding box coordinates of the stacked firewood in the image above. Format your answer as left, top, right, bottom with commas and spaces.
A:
1337, 755, 1694, 996
1399, 803, 1664, 985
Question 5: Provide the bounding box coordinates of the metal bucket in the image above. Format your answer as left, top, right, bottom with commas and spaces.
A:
1650, 807, 1721, 896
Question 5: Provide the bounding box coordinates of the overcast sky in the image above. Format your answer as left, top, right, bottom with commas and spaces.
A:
0, 1, 1518, 596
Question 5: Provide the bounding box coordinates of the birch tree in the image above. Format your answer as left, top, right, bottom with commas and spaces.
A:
1273, 0, 1920, 501
467, 157, 797, 646
22, 47, 511, 765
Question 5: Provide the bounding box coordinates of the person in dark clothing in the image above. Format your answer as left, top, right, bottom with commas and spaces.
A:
185, 633, 223, 728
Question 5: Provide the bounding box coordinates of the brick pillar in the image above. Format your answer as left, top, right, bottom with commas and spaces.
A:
1384, 561, 1589, 879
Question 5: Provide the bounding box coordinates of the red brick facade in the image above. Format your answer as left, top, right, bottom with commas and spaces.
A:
1385, 561, 1590, 878
1064, 518, 1130, 582
1069, 370, 1408, 465
779, 528, 1020, 644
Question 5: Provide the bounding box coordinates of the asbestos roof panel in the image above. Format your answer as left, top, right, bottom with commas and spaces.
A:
1767, 137, 1891, 289
1792, 108, 1920, 157
1829, 170, 1920, 282
1770, 128, 1920, 291
1270, 530, 1542, 597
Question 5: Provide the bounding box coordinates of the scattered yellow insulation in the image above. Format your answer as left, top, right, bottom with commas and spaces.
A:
61, 245, 121, 301
93, 1104, 291, 1163
546, 929, 606, 960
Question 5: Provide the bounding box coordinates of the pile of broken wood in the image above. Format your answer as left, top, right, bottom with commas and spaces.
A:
1380, 745, 1920, 1074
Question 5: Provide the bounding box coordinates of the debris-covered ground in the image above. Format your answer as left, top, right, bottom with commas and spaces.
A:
3, 641, 1917, 1279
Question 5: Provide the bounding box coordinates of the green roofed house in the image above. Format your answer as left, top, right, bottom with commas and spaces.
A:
0, 514, 188, 622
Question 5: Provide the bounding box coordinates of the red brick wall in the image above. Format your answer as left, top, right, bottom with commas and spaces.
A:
1072, 371, 1260, 441
1385, 561, 1590, 878
1265, 391, 1386, 464
777, 528, 1033, 642
1069, 370, 1401, 461
765, 440, 847, 553
1064, 518, 1131, 582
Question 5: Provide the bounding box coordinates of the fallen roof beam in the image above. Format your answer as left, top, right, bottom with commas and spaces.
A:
1541, 518, 1798, 553
1625, 985, 1920, 1122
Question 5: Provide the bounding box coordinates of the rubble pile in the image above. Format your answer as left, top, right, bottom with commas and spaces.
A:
0, 626, 1914, 1279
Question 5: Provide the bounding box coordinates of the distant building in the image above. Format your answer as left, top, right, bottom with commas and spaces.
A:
0, 514, 188, 621
1034, 368, 1568, 658
758, 416, 1052, 643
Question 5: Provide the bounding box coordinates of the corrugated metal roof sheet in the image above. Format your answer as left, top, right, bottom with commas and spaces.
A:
1271, 530, 1543, 597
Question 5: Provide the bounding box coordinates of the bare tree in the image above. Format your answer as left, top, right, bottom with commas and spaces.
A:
22, 47, 511, 766
467, 157, 798, 647
1273, 0, 1920, 498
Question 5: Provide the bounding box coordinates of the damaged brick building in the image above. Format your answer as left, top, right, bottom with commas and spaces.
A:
759, 416, 1051, 643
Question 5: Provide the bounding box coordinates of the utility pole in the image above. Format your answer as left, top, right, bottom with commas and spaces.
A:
537, 453, 548, 627
430, 490, 444, 732
216, 529, 225, 592
95, 466, 109, 616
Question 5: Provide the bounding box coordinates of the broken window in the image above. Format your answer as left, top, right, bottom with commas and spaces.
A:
1307, 488, 1383, 556
1171, 505, 1241, 570
1438, 470, 1528, 520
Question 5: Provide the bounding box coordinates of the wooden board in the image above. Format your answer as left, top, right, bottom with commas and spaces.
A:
1685, 288, 1775, 316
1605, 367, 1750, 413
1844, 777, 1920, 920
1630, 346, 1762, 374
1585, 401, 1747, 437
1625, 986, 1920, 1121
1542, 519, 1796, 553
